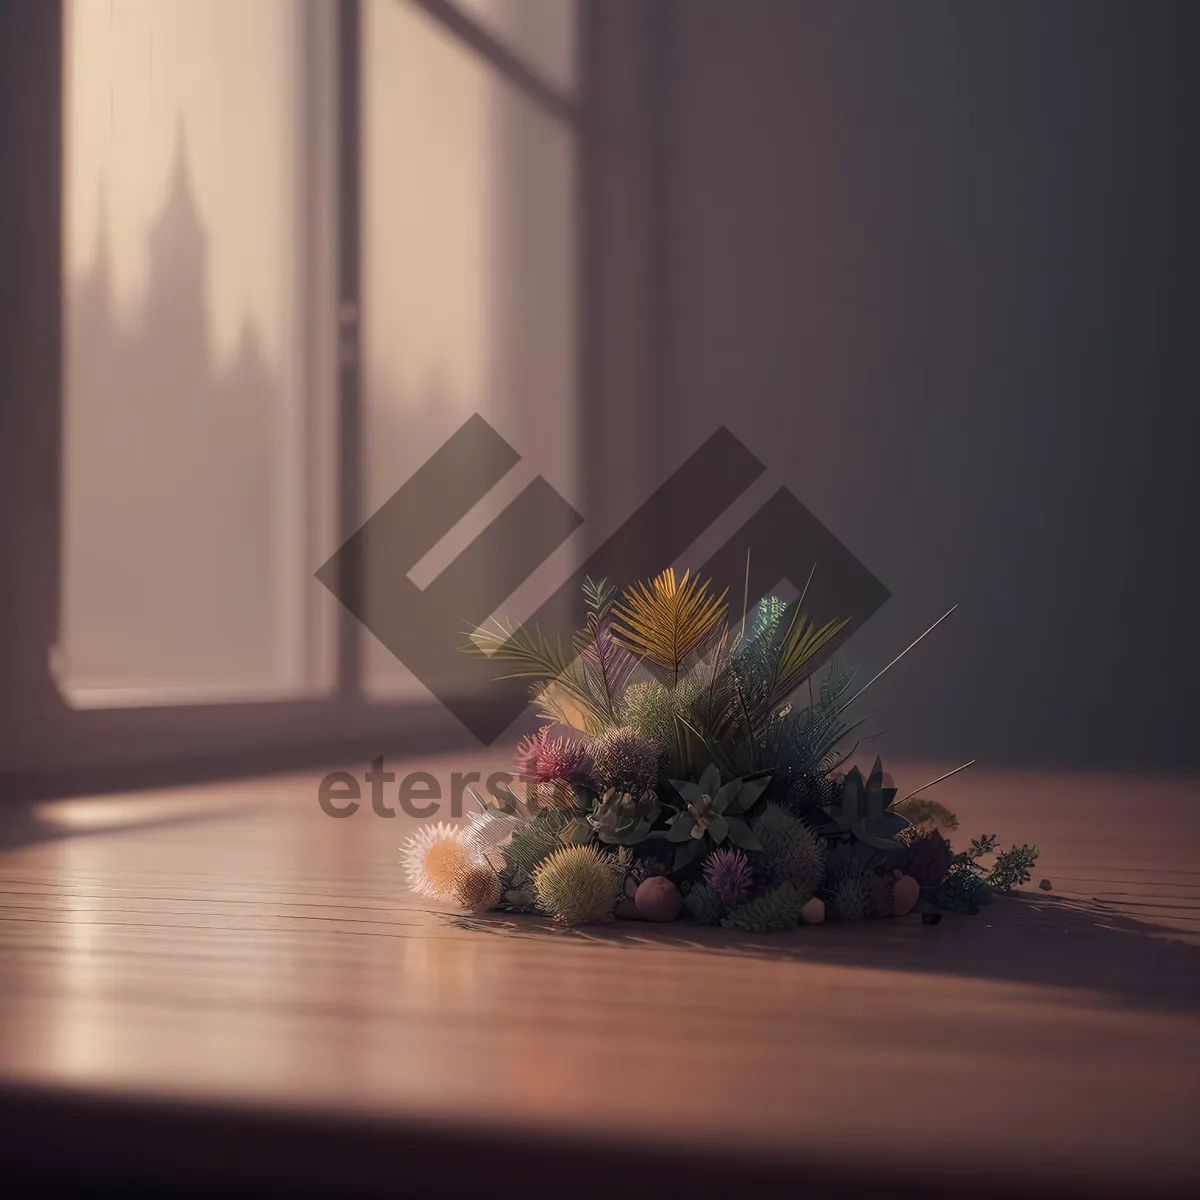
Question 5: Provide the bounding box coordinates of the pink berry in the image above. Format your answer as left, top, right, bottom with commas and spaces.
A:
635, 876, 683, 922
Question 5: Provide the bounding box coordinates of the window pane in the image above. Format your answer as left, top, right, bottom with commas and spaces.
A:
362, 0, 580, 701
452, 0, 578, 95
60, 0, 336, 704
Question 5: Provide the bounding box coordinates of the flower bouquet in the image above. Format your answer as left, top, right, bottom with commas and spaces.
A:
400, 569, 1037, 930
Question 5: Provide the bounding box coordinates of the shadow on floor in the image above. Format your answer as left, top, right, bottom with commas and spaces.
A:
0, 798, 267, 855
446, 889, 1200, 1016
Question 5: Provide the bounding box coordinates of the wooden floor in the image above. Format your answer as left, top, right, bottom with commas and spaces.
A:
1, 753, 1198, 1198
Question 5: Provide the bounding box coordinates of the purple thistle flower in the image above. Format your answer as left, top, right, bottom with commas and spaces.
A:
703, 847, 754, 908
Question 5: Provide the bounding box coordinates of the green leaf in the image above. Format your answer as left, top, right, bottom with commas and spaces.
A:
558, 816, 593, 845
597, 816, 654, 846
697, 763, 721, 798
724, 817, 762, 851
725, 774, 771, 815
713, 780, 738, 815
673, 839, 706, 873
667, 812, 697, 842
489, 780, 521, 815
849, 822, 905, 852
707, 814, 729, 844
572, 783, 597, 808
839, 772, 863, 821
670, 778, 702, 806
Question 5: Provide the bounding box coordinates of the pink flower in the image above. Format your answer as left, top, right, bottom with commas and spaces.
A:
514, 725, 588, 783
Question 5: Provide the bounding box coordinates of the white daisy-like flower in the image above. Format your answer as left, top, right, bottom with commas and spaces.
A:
399, 822, 479, 899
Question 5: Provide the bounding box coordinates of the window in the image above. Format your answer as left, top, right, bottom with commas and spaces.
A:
61, 0, 337, 704
361, 0, 579, 700
0, 0, 660, 784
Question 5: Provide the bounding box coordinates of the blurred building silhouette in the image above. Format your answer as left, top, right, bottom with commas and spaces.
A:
65, 128, 279, 689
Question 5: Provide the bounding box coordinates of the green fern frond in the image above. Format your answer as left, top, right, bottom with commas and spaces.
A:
501, 810, 574, 885
734, 594, 787, 651
726, 598, 849, 741
986, 843, 1039, 892
469, 618, 612, 731
582, 576, 616, 614
760, 661, 858, 776
721, 882, 806, 933
465, 618, 577, 680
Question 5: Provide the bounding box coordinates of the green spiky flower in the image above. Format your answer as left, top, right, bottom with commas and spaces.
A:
751, 803, 826, 899
683, 881, 725, 925
531, 844, 621, 926
720, 882, 806, 933
618, 678, 706, 748
587, 725, 663, 793
867, 871, 895, 918
618, 680, 672, 746
826, 865, 871, 921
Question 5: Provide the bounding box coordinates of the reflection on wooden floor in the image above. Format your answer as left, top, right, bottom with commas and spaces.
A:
1, 754, 1198, 1196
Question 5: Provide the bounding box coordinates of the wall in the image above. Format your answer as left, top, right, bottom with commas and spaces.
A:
660, 0, 1200, 769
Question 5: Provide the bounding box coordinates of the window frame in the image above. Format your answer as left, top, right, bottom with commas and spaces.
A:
0, 0, 666, 797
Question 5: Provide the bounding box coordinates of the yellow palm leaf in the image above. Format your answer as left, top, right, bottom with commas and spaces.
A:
611, 568, 729, 675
